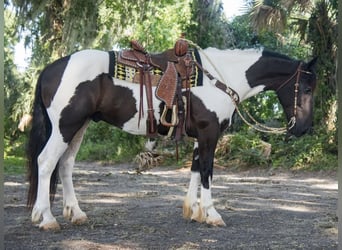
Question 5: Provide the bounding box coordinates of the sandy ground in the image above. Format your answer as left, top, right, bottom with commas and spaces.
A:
4, 162, 338, 249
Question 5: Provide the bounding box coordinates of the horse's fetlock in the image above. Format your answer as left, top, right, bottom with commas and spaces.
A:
31, 208, 42, 223
63, 206, 73, 220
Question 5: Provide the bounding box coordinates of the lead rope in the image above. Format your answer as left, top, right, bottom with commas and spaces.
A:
179, 38, 296, 134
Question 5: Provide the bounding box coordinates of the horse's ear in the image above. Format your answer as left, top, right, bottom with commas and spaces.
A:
307, 57, 318, 71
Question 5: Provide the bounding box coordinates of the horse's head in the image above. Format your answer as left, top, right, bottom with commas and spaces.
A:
276, 57, 318, 137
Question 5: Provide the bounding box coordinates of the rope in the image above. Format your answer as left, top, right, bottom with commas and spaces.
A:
180, 38, 291, 134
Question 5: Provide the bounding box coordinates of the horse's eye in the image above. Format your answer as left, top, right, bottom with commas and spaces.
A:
304, 87, 312, 94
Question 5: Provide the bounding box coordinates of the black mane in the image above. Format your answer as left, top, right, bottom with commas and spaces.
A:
262, 50, 293, 61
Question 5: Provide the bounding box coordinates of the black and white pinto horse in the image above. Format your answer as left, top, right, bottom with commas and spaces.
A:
27, 47, 317, 230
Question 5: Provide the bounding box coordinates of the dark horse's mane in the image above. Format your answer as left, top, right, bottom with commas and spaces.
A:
262, 50, 293, 61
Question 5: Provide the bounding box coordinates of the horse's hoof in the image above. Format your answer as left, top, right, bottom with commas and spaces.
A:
206, 217, 226, 227
39, 221, 61, 231
71, 215, 88, 225
182, 198, 192, 219
191, 207, 206, 223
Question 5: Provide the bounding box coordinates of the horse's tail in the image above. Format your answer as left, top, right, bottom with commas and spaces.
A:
27, 71, 59, 209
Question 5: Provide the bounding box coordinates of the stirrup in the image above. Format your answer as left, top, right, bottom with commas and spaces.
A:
160, 105, 178, 127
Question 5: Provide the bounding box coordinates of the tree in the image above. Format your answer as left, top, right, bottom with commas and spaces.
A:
5, 0, 193, 161
4, 8, 25, 138
185, 0, 234, 48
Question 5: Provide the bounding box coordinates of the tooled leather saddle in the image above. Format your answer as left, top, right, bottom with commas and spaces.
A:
114, 39, 199, 139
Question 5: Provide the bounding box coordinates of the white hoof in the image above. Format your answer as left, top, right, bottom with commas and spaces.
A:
71, 213, 88, 225
183, 197, 192, 219
205, 204, 226, 226
191, 205, 205, 223
39, 219, 61, 231
183, 196, 202, 222
63, 205, 88, 225
206, 216, 226, 227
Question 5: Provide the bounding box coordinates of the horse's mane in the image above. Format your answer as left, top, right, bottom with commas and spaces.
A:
262, 50, 293, 61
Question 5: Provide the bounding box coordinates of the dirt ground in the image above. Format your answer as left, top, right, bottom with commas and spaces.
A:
4, 162, 338, 249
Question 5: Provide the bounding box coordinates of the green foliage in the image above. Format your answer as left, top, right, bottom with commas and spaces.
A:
229, 14, 256, 48
215, 127, 337, 171
186, 0, 234, 48
270, 128, 337, 170
215, 132, 269, 168
4, 135, 27, 175
4, 0, 337, 172
76, 122, 145, 163
4, 156, 26, 175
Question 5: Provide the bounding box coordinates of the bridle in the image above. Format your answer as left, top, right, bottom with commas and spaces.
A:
275, 62, 313, 130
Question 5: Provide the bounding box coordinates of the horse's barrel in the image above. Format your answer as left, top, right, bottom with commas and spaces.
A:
174, 39, 188, 57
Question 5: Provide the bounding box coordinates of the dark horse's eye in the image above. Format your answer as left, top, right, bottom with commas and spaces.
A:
304, 87, 312, 94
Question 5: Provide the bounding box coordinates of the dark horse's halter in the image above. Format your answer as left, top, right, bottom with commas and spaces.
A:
275, 62, 313, 130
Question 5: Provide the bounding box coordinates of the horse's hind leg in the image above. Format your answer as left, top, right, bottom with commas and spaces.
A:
31, 130, 68, 230
59, 121, 89, 225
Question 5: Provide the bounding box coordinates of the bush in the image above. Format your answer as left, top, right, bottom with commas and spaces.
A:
76, 122, 145, 163
214, 125, 337, 171
215, 131, 270, 168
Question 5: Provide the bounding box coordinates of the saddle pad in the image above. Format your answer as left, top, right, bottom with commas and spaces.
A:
109, 49, 203, 87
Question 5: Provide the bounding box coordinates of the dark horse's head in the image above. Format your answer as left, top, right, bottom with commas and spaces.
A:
247, 51, 318, 137
275, 57, 318, 137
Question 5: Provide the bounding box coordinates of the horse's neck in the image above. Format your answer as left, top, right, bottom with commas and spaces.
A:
245, 56, 299, 91
199, 48, 299, 102
199, 48, 264, 101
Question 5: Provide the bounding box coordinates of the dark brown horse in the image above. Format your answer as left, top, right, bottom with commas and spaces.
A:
27, 46, 317, 230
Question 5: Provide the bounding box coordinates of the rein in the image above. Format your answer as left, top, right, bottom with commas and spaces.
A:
180, 39, 307, 134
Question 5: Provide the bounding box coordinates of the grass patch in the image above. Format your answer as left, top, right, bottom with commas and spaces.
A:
4, 155, 26, 175
4, 135, 27, 175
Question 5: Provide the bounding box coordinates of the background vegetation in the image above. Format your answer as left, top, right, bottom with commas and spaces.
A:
4, 0, 337, 173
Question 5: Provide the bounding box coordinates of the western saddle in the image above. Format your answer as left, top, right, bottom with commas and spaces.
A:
117, 39, 194, 140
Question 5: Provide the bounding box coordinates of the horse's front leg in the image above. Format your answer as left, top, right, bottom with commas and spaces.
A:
183, 141, 202, 220
183, 139, 226, 226
198, 175, 226, 226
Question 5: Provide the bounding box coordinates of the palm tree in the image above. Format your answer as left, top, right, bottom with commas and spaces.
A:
250, 0, 312, 32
